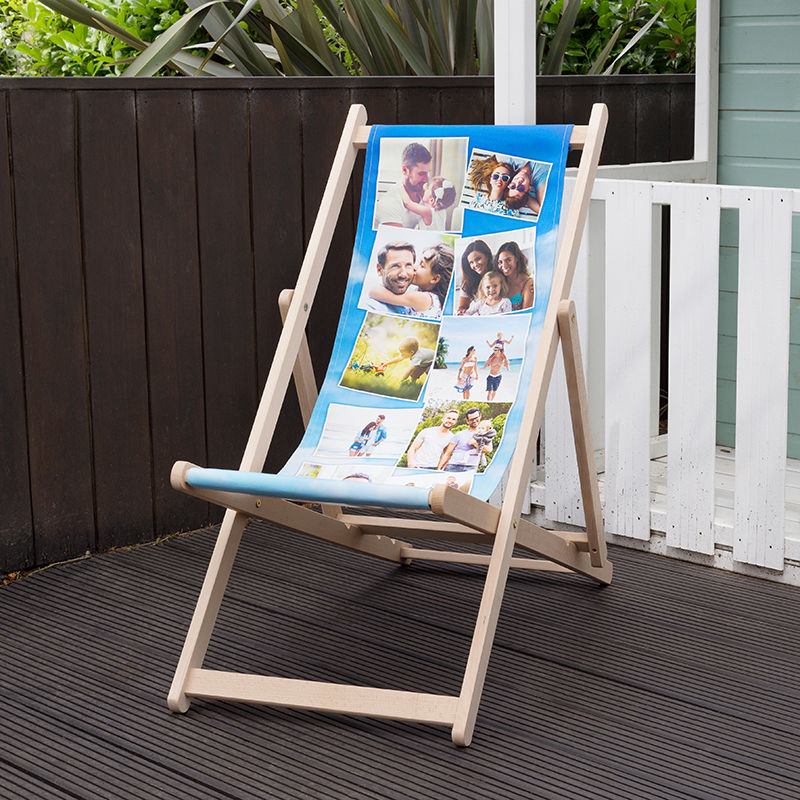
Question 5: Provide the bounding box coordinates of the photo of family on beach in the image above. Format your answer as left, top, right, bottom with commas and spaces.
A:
395, 400, 511, 474
372, 137, 468, 233
358, 229, 456, 321
426, 314, 530, 403
340, 312, 440, 401
459, 148, 552, 222
312, 403, 421, 461
454, 228, 536, 315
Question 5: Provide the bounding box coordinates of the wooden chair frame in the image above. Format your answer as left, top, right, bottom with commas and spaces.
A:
168, 103, 610, 747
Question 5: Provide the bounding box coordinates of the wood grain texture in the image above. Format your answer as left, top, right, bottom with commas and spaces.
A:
300, 89, 355, 378
666, 185, 721, 555
136, 89, 208, 535
77, 89, 154, 550
250, 88, 307, 473
194, 89, 258, 477
604, 182, 653, 540
669, 82, 695, 162
11, 89, 95, 565
599, 84, 636, 165
635, 82, 672, 162
734, 188, 792, 569
397, 86, 441, 125
0, 90, 33, 571
350, 85, 397, 224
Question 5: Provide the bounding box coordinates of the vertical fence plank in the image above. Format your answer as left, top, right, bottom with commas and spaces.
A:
600, 83, 637, 166
300, 89, 355, 377
734, 189, 792, 570
137, 90, 208, 535
666, 185, 721, 554
563, 82, 597, 168
78, 89, 154, 550
10, 89, 96, 564
604, 182, 653, 540
545, 183, 585, 525
0, 90, 34, 571
536, 82, 564, 125
251, 88, 306, 473
544, 196, 604, 528
194, 89, 258, 485
397, 86, 441, 125
669, 81, 695, 162
634, 82, 671, 163
350, 86, 398, 222
440, 86, 484, 124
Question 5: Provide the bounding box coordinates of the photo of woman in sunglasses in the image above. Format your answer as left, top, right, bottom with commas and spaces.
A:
459, 148, 552, 222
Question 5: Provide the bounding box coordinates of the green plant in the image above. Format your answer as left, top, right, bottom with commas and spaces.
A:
6, 0, 695, 78
540, 0, 695, 75
1, 0, 211, 75
435, 336, 449, 369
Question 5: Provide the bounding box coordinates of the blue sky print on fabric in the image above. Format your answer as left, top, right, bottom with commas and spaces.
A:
280, 123, 573, 502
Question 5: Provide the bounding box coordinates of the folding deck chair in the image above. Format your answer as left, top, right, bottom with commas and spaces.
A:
168, 103, 610, 747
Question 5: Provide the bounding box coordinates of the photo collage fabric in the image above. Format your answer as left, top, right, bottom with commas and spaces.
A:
280, 123, 573, 501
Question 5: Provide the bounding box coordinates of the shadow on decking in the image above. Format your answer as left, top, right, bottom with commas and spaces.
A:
1, 519, 798, 799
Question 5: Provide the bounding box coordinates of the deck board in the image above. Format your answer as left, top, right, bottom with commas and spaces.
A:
1, 519, 798, 799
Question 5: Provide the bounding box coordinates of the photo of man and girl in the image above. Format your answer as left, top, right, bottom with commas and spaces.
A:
460, 148, 552, 222
455, 228, 536, 315
395, 401, 510, 474
372, 138, 468, 233
312, 403, 421, 461
358, 231, 455, 321
340, 312, 439, 402
426, 314, 529, 403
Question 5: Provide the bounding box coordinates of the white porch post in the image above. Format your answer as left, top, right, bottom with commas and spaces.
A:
494, 0, 537, 124
694, 0, 720, 181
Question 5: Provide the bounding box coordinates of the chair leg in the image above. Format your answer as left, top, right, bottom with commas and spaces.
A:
557, 299, 607, 566
450, 516, 519, 746
167, 509, 248, 712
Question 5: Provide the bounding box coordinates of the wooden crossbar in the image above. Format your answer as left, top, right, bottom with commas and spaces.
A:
168, 103, 611, 747
185, 669, 458, 725
399, 547, 571, 572
353, 124, 589, 149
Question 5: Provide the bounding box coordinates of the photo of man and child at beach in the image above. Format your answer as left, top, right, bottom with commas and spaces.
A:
426, 314, 530, 403
460, 147, 552, 222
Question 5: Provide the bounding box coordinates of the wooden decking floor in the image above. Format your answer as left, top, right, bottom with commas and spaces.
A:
1, 518, 798, 799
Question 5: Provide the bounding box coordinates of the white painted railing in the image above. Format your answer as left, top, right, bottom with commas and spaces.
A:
535, 178, 800, 575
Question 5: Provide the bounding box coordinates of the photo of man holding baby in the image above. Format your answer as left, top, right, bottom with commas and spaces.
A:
372, 137, 468, 233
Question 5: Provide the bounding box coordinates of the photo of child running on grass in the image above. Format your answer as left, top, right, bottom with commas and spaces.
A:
340, 312, 440, 401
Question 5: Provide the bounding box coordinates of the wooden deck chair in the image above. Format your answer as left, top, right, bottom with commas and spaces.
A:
168, 103, 610, 747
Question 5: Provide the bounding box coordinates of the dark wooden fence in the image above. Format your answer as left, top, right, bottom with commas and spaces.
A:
0, 75, 694, 573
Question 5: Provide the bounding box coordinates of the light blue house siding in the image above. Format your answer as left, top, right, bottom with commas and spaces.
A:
717, 0, 800, 456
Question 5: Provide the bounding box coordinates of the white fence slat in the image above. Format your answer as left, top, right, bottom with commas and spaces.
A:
545, 183, 588, 526
734, 189, 792, 570
604, 182, 653, 540
666, 185, 721, 554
